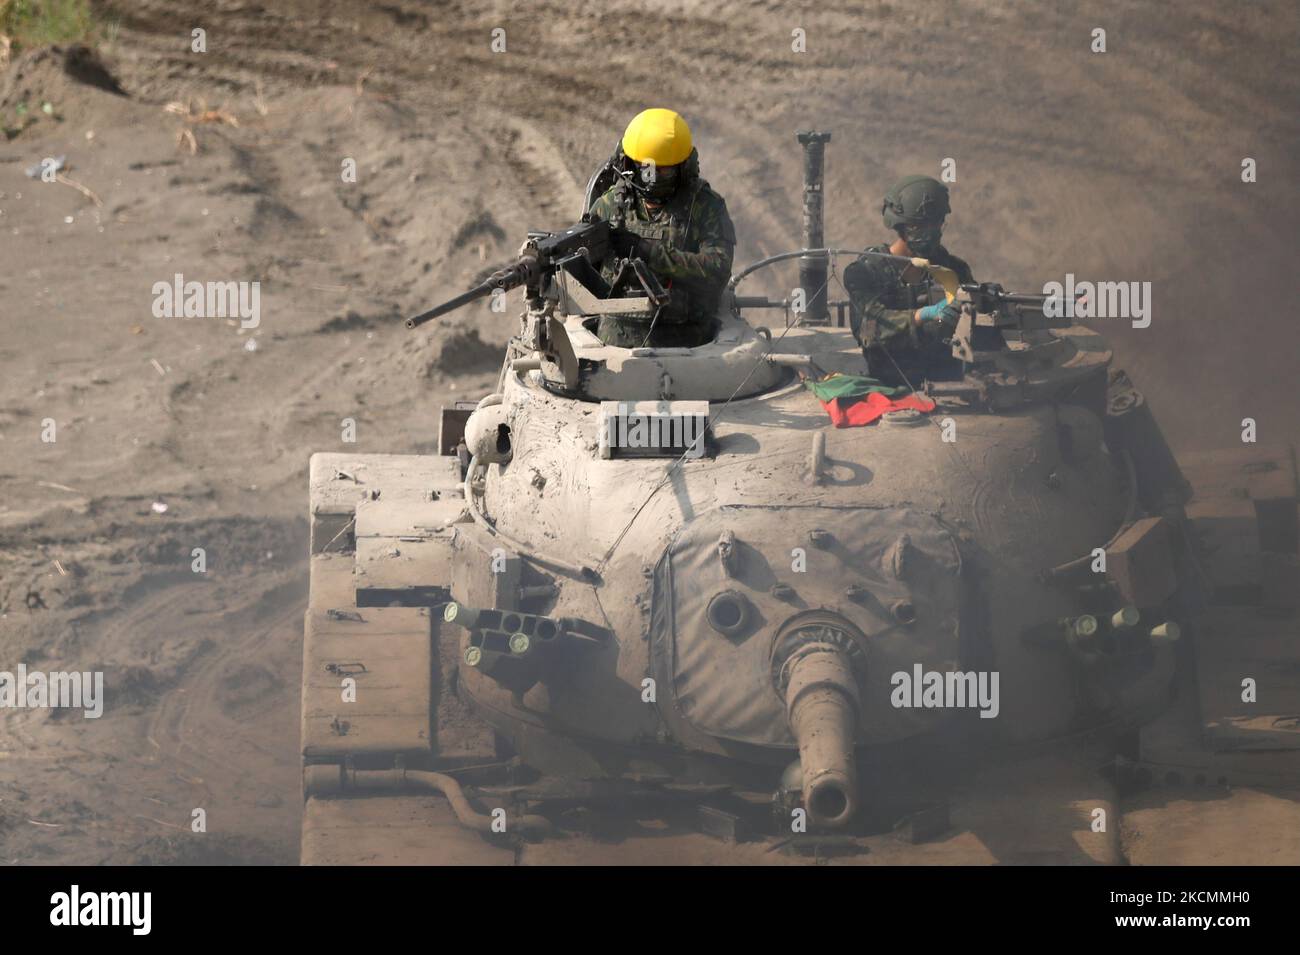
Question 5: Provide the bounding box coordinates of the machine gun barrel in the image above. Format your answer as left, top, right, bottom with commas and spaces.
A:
406, 258, 538, 329
999, 292, 1054, 306
959, 282, 1074, 330
405, 282, 496, 329
405, 218, 614, 329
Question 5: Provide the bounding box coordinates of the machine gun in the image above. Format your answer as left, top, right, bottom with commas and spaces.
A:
948, 282, 1081, 365
406, 217, 620, 329
957, 282, 1075, 332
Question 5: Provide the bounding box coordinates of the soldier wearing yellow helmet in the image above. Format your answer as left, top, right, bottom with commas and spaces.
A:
587, 108, 737, 347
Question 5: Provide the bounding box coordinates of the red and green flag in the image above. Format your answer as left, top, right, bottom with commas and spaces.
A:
803, 373, 936, 428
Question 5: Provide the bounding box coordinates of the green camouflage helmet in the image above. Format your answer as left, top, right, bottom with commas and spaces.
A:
881, 175, 951, 229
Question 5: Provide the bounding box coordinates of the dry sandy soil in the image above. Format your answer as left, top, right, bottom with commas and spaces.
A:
1, 0, 1298, 864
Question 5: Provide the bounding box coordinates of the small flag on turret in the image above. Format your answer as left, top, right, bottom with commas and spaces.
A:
802, 373, 936, 428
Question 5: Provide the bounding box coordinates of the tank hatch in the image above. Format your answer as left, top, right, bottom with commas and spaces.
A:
537, 312, 789, 402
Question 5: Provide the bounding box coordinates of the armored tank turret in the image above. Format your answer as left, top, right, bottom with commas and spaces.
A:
297, 133, 1291, 866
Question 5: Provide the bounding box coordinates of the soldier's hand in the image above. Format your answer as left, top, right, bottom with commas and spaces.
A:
610, 229, 640, 259
632, 235, 664, 266
914, 299, 959, 334
610, 232, 665, 265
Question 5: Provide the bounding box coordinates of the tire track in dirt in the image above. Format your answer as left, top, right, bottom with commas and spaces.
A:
143, 575, 304, 805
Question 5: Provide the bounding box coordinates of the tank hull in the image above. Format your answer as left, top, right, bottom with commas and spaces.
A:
301, 315, 1298, 862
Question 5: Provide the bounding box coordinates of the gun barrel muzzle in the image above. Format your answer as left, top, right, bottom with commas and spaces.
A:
406, 282, 494, 329
783, 645, 860, 828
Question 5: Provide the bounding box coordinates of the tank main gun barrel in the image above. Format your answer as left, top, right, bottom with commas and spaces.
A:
782, 644, 860, 828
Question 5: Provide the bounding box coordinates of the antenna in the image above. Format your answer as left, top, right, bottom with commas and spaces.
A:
795, 130, 832, 325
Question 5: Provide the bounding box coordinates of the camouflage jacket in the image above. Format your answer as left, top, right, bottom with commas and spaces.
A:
842, 243, 974, 347
588, 178, 736, 324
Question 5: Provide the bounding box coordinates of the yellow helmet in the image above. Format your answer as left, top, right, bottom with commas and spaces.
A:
620, 108, 693, 167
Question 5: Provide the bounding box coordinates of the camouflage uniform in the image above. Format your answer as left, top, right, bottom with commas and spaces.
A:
587, 176, 736, 347
843, 243, 974, 384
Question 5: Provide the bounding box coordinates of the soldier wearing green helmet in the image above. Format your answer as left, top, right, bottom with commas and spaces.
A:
843, 175, 974, 383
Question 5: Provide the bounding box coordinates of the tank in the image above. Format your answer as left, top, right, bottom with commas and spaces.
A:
298, 132, 1299, 865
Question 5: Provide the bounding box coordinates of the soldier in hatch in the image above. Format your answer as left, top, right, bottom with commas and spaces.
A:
586, 108, 736, 348
843, 175, 974, 384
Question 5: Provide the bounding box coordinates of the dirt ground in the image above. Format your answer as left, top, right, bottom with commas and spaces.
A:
2, 0, 1298, 865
